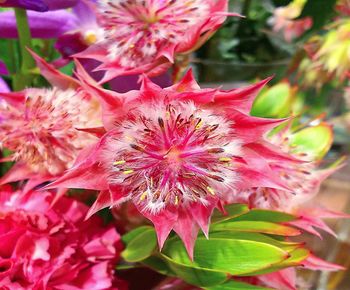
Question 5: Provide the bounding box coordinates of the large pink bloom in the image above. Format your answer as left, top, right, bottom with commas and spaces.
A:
48, 65, 301, 258
228, 123, 347, 237
0, 52, 102, 188
0, 185, 124, 289
76, 0, 238, 81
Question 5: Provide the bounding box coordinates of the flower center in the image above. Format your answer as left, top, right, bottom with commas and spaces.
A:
98, 0, 209, 67
107, 103, 240, 213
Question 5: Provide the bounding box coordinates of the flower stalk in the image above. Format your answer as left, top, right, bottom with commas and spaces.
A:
13, 8, 35, 90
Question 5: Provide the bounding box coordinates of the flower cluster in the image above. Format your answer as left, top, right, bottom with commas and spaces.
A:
0, 0, 347, 289
0, 185, 124, 289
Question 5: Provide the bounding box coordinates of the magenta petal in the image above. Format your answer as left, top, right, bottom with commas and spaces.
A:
0, 61, 9, 76
0, 10, 78, 39
0, 78, 9, 93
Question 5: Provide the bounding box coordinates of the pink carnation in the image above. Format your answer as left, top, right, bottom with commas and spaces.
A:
48, 65, 301, 258
0, 185, 124, 290
76, 0, 238, 81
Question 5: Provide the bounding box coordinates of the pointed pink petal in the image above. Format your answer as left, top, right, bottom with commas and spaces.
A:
74, 60, 127, 129
229, 110, 288, 143
258, 268, 297, 290
45, 135, 110, 191
29, 49, 79, 89
0, 91, 25, 106
236, 165, 291, 191
0, 163, 35, 185
190, 201, 217, 238
86, 190, 113, 219
245, 141, 303, 163
302, 254, 345, 271
171, 68, 200, 91
141, 207, 178, 251
214, 77, 272, 113
76, 126, 107, 138
173, 208, 200, 260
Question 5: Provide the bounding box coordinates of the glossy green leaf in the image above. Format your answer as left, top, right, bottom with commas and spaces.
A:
206, 280, 272, 290
246, 247, 310, 276
163, 236, 288, 276
122, 226, 154, 244
161, 254, 228, 287
231, 209, 296, 223
289, 124, 333, 160
143, 256, 175, 276
251, 83, 292, 118
211, 221, 300, 236
121, 227, 157, 262
212, 204, 250, 224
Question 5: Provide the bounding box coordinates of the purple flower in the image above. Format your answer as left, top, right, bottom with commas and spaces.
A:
0, 10, 78, 38
0, 0, 78, 12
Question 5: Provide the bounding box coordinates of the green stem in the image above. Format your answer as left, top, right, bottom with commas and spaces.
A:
13, 8, 35, 90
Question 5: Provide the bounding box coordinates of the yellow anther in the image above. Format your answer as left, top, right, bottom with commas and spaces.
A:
114, 160, 126, 166
175, 195, 179, 205
166, 111, 171, 120
140, 191, 148, 201
195, 120, 203, 130
123, 169, 134, 175
129, 44, 135, 48
84, 32, 97, 45
125, 135, 133, 141
219, 157, 231, 163
207, 187, 216, 196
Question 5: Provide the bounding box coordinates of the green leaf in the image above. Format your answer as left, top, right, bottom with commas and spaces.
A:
122, 226, 153, 244
289, 124, 333, 160
121, 227, 157, 262
160, 254, 228, 287
163, 236, 288, 276
246, 247, 310, 275
143, 256, 176, 276
251, 83, 293, 118
206, 280, 272, 290
211, 221, 300, 236
232, 209, 296, 223
212, 204, 250, 224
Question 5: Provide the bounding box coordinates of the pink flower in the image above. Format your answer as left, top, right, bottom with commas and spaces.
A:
228, 123, 347, 237
0, 52, 102, 186
0, 185, 124, 289
48, 65, 300, 258
76, 0, 238, 81
271, 1, 312, 42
